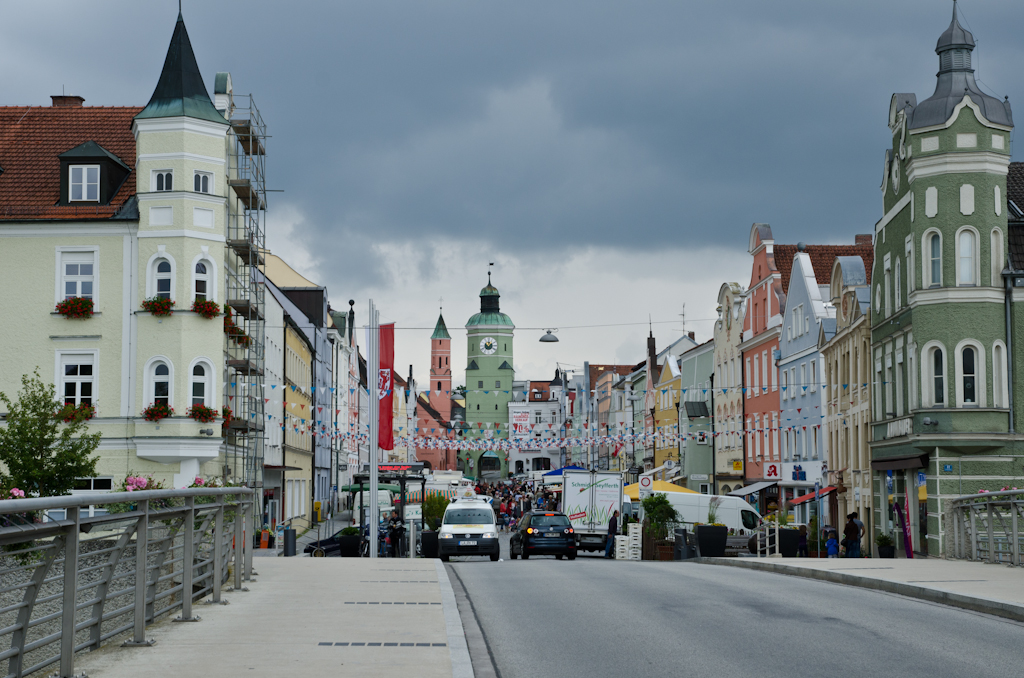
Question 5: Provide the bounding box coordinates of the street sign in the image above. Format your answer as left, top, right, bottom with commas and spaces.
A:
664, 459, 675, 470
689, 474, 709, 481
638, 475, 653, 499
943, 464, 953, 473
378, 463, 424, 473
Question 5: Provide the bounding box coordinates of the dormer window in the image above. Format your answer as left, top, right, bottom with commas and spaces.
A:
153, 170, 173, 192
194, 171, 212, 194
70, 166, 99, 202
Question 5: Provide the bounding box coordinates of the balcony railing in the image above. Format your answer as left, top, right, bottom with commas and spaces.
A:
949, 489, 1023, 565
0, 488, 254, 677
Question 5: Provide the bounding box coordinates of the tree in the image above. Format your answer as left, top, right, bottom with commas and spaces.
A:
422, 493, 450, 531
452, 385, 467, 398
0, 369, 100, 497
641, 493, 678, 539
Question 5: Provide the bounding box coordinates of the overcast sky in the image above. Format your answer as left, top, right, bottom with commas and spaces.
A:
5, 1, 1023, 387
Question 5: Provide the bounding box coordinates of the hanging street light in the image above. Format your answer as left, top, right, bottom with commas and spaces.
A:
540, 328, 559, 343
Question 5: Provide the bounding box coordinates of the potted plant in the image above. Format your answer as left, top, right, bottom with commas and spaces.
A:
186, 404, 218, 423
55, 297, 94, 319
641, 494, 678, 560
221, 405, 233, 436
141, 296, 175, 317
420, 493, 449, 559
338, 526, 361, 557
875, 532, 896, 559
191, 299, 221, 319
56, 402, 95, 423
142, 402, 174, 422
696, 496, 729, 558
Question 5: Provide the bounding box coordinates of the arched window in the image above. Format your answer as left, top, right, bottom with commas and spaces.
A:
993, 341, 1009, 408
923, 344, 945, 407
957, 228, 978, 286
191, 364, 208, 407
894, 259, 902, 311
436, 381, 441, 391
961, 347, 977, 404
991, 228, 1004, 287
155, 260, 172, 300
194, 262, 209, 301
153, 363, 170, 406
926, 231, 942, 287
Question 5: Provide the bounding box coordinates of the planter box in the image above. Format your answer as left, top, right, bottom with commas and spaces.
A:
877, 545, 896, 559
421, 531, 439, 559
338, 535, 361, 558
779, 528, 800, 558
696, 525, 728, 558
655, 540, 674, 561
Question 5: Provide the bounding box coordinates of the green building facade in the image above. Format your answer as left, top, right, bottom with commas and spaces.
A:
461, 276, 515, 479
870, 5, 1021, 556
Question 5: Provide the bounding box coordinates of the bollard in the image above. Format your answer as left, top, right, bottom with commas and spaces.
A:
409, 522, 416, 559
283, 528, 297, 557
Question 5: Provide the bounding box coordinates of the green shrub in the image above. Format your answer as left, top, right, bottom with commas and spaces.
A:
423, 493, 450, 531
641, 494, 678, 539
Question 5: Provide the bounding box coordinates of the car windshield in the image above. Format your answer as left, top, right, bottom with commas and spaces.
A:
444, 508, 494, 525
530, 514, 570, 528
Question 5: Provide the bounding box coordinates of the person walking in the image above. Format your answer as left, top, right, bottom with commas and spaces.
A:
605, 510, 619, 558
852, 511, 865, 555
844, 514, 861, 558
797, 525, 809, 557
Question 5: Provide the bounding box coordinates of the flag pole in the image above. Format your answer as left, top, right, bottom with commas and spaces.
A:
368, 300, 380, 558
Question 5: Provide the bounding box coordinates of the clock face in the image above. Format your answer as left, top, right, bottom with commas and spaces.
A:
479, 337, 498, 355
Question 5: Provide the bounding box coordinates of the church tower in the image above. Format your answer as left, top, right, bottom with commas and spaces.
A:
463, 274, 515, 478
429, 312, 452, 422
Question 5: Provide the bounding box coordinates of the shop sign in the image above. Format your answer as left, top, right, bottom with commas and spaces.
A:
764, 463, 781, 480
943, 464, 953, 473
732, 460, 743, 472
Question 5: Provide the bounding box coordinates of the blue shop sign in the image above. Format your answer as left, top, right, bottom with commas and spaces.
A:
943, 464, 953, 473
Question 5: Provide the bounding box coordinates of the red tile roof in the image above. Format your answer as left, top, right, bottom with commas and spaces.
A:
775, 242, 874, 293
0, 105, 141, 220
588, 364, 634, 392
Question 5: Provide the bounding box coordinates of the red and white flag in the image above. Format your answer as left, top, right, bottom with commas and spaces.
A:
379, 322, 394, 451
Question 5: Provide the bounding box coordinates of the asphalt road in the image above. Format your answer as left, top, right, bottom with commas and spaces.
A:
448, 548, 1024, 678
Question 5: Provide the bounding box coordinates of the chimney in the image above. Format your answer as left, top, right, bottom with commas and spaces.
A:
855, 234, 873, 246
688, 331, 696, 340
51, 95, 85, 108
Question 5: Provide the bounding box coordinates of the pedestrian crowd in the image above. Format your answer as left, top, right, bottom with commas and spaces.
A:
472, 480, 561, 532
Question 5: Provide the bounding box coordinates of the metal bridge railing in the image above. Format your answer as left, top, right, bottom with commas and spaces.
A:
0, 487, 255, 678
950, 489, 1023, 566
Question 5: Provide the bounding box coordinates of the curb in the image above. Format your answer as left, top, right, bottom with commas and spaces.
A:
435, 560, 476, 678
692, 557, 1024, 623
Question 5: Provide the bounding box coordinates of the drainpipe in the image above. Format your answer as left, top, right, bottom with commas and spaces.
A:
1005, 270, 1015, 433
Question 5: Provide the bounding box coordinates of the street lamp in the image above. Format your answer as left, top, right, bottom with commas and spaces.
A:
540, 329, 559, 343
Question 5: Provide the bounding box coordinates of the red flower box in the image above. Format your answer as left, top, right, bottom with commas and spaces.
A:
56, 403, 95, 423
187, 404, 218, 423
142, 402, 174, 422
55, 297, 94, 319
192, 299, 222, 319
141, 296, 175, 317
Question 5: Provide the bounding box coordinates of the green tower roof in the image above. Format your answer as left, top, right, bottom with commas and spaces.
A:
431, 313, 452, 340
135, 13, 227, 125
467, 273, 513, 327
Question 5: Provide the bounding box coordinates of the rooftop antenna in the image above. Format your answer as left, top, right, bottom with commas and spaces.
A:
488, 261, 494, 284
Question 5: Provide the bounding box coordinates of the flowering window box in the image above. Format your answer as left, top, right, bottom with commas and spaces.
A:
141, 296, 175, 317
192, 299, 222, 319
187, 404, 218, 423
56, 403, 95, 423
142, 402, 174, 422
55, 297, 94, 319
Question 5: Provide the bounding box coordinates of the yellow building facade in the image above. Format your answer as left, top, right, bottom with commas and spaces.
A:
283, 320, 313, 530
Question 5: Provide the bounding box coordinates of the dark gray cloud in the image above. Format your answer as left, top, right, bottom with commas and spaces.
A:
5, 0, 1023, 290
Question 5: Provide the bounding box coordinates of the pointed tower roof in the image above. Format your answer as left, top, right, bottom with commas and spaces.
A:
431, 313, 452, 340
909, 2, 1012, 130
467, 274, 513, 327
135, 13, 227, 125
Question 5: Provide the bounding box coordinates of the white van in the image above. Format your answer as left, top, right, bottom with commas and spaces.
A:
656, 493, 762, 535
437, 497, 500, 562
353, 490, 395, 525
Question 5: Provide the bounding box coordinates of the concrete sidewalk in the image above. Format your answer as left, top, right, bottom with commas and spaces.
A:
695, 556, 1024, 622
77, 558, 473, 678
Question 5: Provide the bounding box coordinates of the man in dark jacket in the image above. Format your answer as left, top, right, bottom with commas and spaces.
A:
605, 510, 619, 558
843, 514, 861, 558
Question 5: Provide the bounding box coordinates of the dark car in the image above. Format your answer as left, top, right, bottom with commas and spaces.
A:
510, 511, 576, 560
303, 527, 362, 557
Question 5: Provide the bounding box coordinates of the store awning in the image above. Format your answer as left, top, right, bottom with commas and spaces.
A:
789, 486, 836, 506
871, 453, 929, 471
727, 481, 777, 497
624, 480, 699, 501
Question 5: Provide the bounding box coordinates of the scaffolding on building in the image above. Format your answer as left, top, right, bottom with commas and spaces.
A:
224, 93, 267, 496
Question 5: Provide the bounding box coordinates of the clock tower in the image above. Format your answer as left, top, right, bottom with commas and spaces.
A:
464, 274, 514, 478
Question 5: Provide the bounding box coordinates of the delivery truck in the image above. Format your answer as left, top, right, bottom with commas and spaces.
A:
561, 469, 624, 552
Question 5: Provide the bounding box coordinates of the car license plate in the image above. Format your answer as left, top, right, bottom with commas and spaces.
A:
459, 540, 477, 546
545, 533, 558, 537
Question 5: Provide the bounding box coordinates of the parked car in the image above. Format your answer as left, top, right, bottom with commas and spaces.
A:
510, 511, 577, 560
437, 497, 500, 562
303, 526, 361, 557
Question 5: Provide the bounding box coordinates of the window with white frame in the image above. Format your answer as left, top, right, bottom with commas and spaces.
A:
812, 426, 818, 459
906, 236, 915, 293
191, 363, 210, 407
761, 351, 767, 390
193, 171, 212, 194
895, 351, 904, 417
884, 259, 892, 317
781, 369, 788, 399
752, 355, 759, 392
61, 355, 94, 407
924, 344, 946, 407
956, 342, 985, 407
810, 360, 817, 392
925, 231, 942, 288
991, 228, 1004, 287
800, 363, 806, 396
894, 259, 901, 311
69, 165, 99, 202
149, 361, 171, 407
956, 228, 978, 286
155, 259, 172, 299
194, 261, 209, 301
153, 170, 173, 192
61, 251, 95, 300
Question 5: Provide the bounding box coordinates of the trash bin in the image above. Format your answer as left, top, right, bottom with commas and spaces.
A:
283, 528, 297, 557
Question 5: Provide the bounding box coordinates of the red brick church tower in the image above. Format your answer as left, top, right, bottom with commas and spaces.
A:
429, 313, 452, 421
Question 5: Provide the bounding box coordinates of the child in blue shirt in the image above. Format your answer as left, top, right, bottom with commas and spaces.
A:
826, 531, 840, 558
